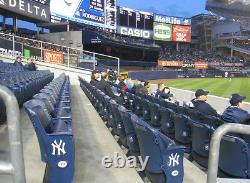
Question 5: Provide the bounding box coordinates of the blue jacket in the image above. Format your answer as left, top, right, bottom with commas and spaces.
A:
155, 89, 170, 99
222, 106, 250, 124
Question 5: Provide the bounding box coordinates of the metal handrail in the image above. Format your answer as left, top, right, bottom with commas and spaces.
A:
0, 85, 26, 183
207, 123, 250, 183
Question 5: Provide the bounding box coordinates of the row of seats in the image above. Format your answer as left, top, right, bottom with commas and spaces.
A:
24, 74, 75, 183
79, 77, 185, 183
0, 71, 54, 122
118, 86, 250, 178
0, 61, 24, 73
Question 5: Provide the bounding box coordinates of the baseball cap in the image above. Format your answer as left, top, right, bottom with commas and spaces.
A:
230, 93, 246, 106
195, 89, 209, 98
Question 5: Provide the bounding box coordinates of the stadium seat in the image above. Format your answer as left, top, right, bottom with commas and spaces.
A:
172, 113, 192, 150
118, 107, 140, 156
134, 95, 143, 116
219, 135, 250, 178
159, 107, 175, 136
141, 99, 151, 121
131, 114, 185, 183
148, 101, 161, 127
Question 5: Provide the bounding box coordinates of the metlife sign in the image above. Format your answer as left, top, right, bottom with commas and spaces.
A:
154, 14, 191, 26
117, 26, 153, 39
0, 0, 50, 22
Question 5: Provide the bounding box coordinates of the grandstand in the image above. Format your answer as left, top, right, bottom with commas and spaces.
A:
0, 0, 250, 183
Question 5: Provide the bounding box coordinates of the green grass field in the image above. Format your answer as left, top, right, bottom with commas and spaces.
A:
166, 78, 250, 102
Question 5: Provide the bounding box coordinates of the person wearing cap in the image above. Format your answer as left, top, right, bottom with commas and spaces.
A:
222, 94, 250, 124
191, 89, 218, 117
90, 70, 100, 87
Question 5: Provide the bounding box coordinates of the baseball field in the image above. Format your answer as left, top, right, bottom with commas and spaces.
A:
166, 78, 250, 102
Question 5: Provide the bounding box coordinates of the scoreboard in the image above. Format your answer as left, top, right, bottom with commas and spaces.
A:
118, 7, 153, 30
90, 0, 105, 12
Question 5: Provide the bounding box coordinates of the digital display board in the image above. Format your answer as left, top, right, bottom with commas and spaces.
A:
154, 14, 191, 26
118, 7, 153, 30
50, 0, 116, 29
0, 0, 50, 22
153, 23, 172, 41
172, 25, 191, 42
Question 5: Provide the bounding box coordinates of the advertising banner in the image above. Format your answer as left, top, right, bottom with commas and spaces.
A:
172, 25, 191, 42
0, 37, 22, 57
153, 23, 172, 41
194, 62, 208, 69
158, 61, 183, 67
116, 26, 153, 39
154, 14, 191, 26
44, 49, 63, 64
0, 0, 50, 22
50, 0, 116, 29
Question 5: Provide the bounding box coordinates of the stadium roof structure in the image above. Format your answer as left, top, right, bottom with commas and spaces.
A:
206, 0, 250, 23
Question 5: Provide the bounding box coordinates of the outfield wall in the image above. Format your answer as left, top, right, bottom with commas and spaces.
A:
171, 88, 250, 114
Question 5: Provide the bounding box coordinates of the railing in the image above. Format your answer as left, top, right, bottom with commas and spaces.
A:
0, 32, 120, 73
207, 123, 250, 183
0, 85, 26, 183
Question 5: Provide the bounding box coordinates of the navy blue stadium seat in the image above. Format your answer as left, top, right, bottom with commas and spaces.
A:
118, 107, 140, 156
141, 99, 151, 122
159, 107, 175, 136
134, 95, 143, 116
148, 101, 161, 127
219, 135, 250, 178
131, 114, 185, 183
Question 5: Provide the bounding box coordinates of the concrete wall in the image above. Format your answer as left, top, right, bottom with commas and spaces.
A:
171, 88, 250, 114
37, 31, 83, 49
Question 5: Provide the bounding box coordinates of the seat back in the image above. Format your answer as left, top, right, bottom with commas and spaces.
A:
172, 113, 191, 144
148, 102, 161, 127
131, 115, 184, 183
219, 135, 250, 178
159, 107, 175, 135
141, 99, 151, 121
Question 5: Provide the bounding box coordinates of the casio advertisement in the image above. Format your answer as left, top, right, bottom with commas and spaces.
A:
117, 26, 153, 39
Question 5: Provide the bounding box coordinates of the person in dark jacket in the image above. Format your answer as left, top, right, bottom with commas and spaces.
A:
136, 80, 149, 95
14, 56, 23, 67
90, 70, 100, 87
25, 59, 36, 71
222, 94, 250, 124
97, 72, 116, 98
155, 83, 171, 100
191, 89, 218, 116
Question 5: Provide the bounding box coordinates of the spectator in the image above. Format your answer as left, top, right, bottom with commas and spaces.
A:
90, 70, 100, 87
136, 80, 149, 95
117, 76, 128, 91
97, 72, 116, 98
155, 83, 171, 100
14, 56, 23, 67
25, 58, 36, 71
191, 89, 218, 116
222, 94, 250, 124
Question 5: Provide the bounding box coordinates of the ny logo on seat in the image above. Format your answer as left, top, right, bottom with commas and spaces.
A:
51, 140, 66, 156
168, 153, 179, 167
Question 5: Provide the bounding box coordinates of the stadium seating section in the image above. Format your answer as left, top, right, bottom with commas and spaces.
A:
0, 61, 54, 123
24, 74, 74, 183
79, 77, 250, 181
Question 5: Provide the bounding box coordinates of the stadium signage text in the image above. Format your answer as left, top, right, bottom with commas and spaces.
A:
153, 23, 172, 41
154, 14, 191, 26
44, 49, 63, 65
80, 10, 105, 23
117, 26, 153, 39
0, 0, 50, 22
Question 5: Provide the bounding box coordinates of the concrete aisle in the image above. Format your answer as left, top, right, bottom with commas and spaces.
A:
71, 84, 144, 183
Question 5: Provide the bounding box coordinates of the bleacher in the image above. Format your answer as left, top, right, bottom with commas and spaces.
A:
79, 77, 250, 182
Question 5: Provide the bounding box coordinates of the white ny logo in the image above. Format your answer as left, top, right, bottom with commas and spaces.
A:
168, 153, 179, 167
51, 140, 66, 156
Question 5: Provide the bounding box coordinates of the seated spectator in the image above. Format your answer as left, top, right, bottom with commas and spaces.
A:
222, 94, 250, 124
167, 93, 179, 105
155, 83, 171, 100
14, 56, 23, 67
136, 80, 149, 95
117, 76, 128, 91
25, 58, 36, 71
97, 72, 116, 98
90, 70, 100, 87
191, 89, 218, 116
